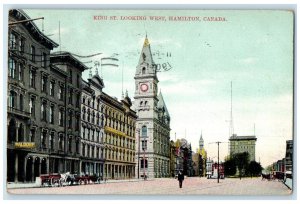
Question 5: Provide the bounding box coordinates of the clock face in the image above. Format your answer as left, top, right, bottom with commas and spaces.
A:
140, 84, 148, 92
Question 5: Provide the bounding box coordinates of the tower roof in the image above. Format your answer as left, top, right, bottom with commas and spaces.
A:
135, 36, 156, 75
157, 91, 170, 117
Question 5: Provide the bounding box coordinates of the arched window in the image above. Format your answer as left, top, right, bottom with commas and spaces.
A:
142, 126, 147, 137
18, 123, 24, 141
8, 119, 16, 142
142, 67, 146, 74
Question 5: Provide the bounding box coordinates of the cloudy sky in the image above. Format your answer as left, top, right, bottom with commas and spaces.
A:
24, 9, 294, 167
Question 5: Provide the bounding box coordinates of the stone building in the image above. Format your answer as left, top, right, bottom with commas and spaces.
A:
49, 51, 86, 175
229, 134, 257, 161
101, 91, 137, 179
7, 9, 59, 182
285, 140, 293, 173
169, 140, 177, 177
80, 74, 105, 177
134, 36, 171, 178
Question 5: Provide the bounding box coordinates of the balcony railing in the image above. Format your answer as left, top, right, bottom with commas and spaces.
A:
7, 106, 31, 118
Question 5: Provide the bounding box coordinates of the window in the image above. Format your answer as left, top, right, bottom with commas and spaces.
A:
59, 85, 64, 101
19, 94, 24, 111
8, 91, 16, 108
142, 126, 147, 137
82, 144, 85, 156
68, 112, 72, 129
42, 76, 47, 93
41, 101, 47, 121
29, 129, 35, 142
59, 109, 64, 126
76, 139, 80, 154
49, 132, 54, 150
142, 67, 146, 74
8, 58, 16, 78
142, 140, 147, 150
17, 63, 24, 82
75, 115, 80, 131
29, 97, 35, 116
29, 69, 36, 88
68, 89, 73, 104
30, 45, 35, 62
68, 137, 72, 153
42, 53, 47, 68
82, 109, 86, 120
50, 81, 55, 96
9, 32, 17, 50
87, 111, 90, 122
59, 135, 63, 150
41, 131, 47, 149
19, 37, 25, 53
140, 159, 148, 168
49, 105, 54, 124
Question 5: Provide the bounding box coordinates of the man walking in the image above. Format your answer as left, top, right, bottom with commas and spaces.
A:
178, 171, 184, 188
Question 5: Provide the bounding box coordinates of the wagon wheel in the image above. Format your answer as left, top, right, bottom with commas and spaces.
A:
79, 179, 84, 185
51, 178, 60, 187
60, 178, 66, 187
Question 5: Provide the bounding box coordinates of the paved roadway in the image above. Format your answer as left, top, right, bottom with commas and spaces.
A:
7, 177, 292, 196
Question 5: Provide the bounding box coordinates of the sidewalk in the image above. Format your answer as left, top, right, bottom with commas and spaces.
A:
7, 178, 153, 189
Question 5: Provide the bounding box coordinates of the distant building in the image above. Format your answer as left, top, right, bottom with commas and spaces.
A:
206, 158, 213, 178
229, 134, 257, 161
285, 140, 293, 173
169, 140, 177, 177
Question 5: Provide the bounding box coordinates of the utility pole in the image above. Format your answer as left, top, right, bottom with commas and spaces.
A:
209, 141, 227, 183
136, 128, 140, 179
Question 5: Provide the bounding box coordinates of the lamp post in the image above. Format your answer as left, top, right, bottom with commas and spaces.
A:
136, 128, 140, 179
209, 141, 227, 183
143, 144, 146, 180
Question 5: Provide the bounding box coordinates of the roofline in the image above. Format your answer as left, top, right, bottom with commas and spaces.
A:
10, 9, 59, 48
50, 51, 89, 71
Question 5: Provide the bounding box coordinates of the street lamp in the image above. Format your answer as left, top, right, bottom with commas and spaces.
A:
209, 141, 227, 183
136, 128, 140, 179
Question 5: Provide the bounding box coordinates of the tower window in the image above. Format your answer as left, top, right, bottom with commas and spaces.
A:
142, 67, 146, 74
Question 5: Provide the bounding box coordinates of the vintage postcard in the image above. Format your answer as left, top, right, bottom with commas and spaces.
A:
6, 8, 294, 197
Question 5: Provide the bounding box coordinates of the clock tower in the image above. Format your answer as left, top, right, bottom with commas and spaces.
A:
134, 36, 170, 179
134, 36, 159, 119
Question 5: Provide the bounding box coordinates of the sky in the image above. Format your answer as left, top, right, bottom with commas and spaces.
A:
23, 9, 294, 168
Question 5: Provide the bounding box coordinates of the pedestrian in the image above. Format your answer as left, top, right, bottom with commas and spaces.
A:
178, 171, 184, 188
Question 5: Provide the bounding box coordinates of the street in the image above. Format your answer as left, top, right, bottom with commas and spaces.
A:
7, 177, 292, 196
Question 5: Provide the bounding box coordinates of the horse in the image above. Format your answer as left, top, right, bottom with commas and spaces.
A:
261, 173, 271, 181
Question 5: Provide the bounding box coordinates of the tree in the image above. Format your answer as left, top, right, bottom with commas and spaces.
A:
247, 161, 263, 177
233, 152, 249, 179
224, 158, 236, 176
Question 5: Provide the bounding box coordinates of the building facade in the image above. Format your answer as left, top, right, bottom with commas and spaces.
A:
101, 91, 137, 179
229, 134, 257, 161
133, 37, 171, 178
48, 52, 86, 175
169, 140, 177, 177
7, 9, 59, 182
80, 74, 105, 177
285, 140, 293, 173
